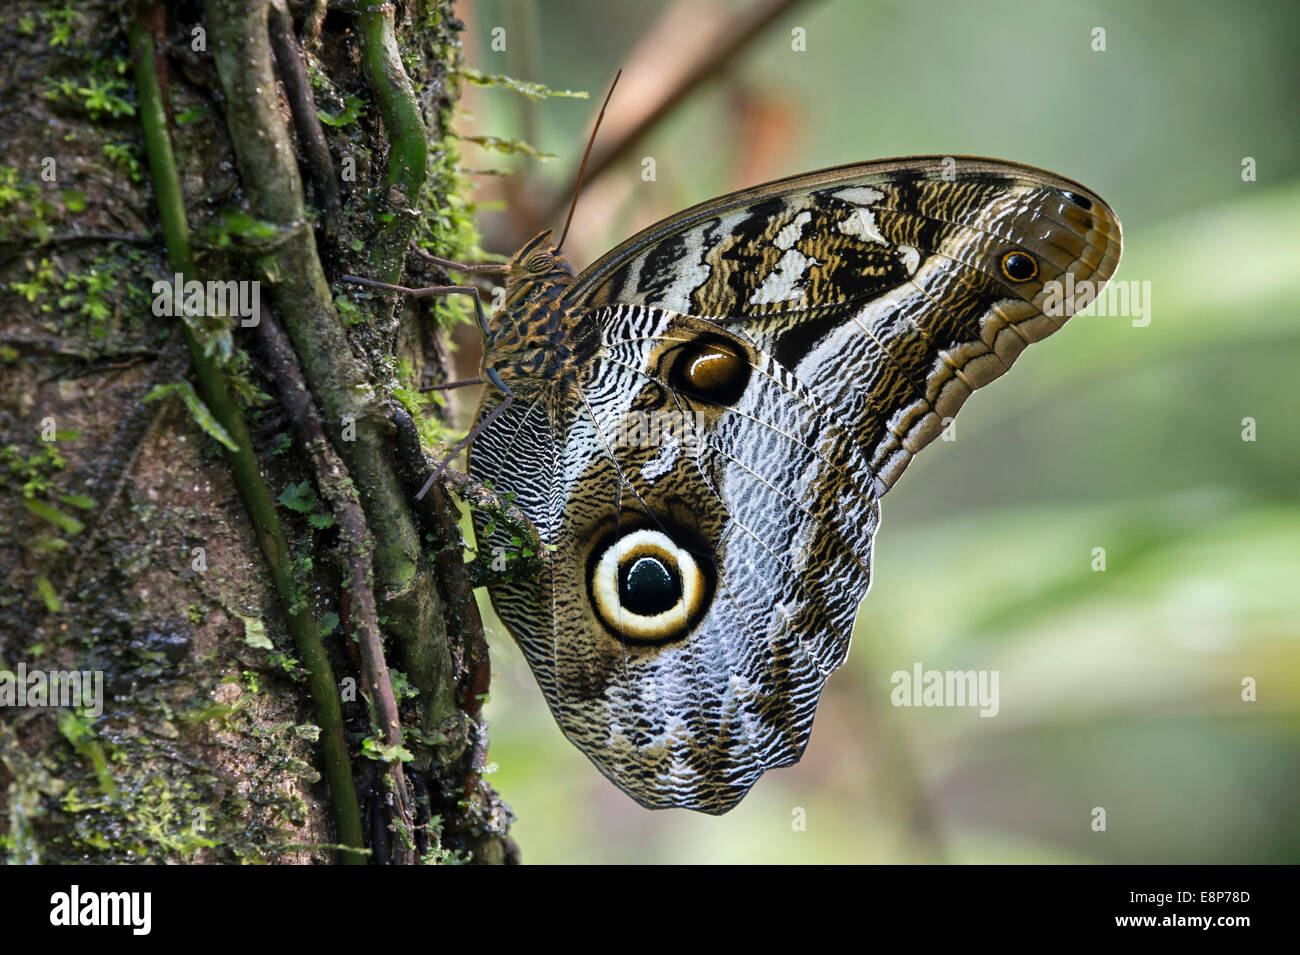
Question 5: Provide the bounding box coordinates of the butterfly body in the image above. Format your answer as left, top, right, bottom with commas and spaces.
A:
464, 157, 1121, 813
478, 231, 584, 402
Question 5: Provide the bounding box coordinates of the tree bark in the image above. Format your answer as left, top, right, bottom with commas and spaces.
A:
0, 0, 515, 865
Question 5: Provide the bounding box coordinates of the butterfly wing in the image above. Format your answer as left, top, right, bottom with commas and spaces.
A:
471, 308, 877, 812
471, 157, 1121, 813
567, 155, 1122, 492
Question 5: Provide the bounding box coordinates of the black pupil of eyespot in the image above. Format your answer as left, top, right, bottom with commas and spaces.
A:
1062, 191, 1092, 210
1004, 253, 1035, 280
671, 338, 751, 405
620, 555, 681, 615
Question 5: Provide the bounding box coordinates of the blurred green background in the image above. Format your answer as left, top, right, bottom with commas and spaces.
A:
453, 0, 1300, 862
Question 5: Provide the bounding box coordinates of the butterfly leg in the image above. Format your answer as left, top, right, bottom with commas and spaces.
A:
414, 368, 514, 501
419, 377, 483, 392
410, 245, 509, 276
339, 276, 515, 497
392, 407, 537, 553
339, 274, 492, 337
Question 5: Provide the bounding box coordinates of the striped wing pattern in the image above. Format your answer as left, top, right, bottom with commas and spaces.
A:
572, 157, 1122, 494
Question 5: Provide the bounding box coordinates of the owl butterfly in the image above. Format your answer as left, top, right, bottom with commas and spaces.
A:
359, 122, 1121, 813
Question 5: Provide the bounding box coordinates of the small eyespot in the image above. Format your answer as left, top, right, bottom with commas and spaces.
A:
1061, 191, 1092, 210
590, 529, 705, 643
1000, 251, 1038, 282
669, 338, 750, 405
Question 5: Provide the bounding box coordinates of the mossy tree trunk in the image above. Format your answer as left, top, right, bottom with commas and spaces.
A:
0, 0, 515, 864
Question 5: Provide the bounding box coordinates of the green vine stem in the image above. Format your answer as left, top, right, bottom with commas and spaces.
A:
128, 2, 365, 864
357, 0, 429, 282
202, 0, 456, 747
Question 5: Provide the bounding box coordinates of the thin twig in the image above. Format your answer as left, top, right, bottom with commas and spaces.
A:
539, 0, 813, 228
131, 1, 365, 864
0, 333, 158, 362
256, 308, 416, 862
269, 0, 343, 237
2, 230, 157, 250
300, 0, 328, 53
391, 410, 495, 718
0, 232, 158, 269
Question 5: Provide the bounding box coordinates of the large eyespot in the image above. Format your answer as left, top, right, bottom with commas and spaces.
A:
1000, 251, 1038, 282
667, 336, 751, 405
589, 529, 707, 643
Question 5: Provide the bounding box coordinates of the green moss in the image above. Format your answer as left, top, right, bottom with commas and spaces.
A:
421, 814, 471, 864
0, 166, 56, 243
42, 7, 81, 49
3, 244, 154, 347
2, 645, 333, 864
178, 704, 229, 729
38, 8, 136, 119
317, 92, 367, 128
333, 291, 365, 327
70, 73, 136, 119
8, 258, 57, 308
58, 265, 117, 337
1, 439, 98, 619
101, 141, 144, 181
411, 9, 488, 337
175, 104, 207, 125
0, 165, 27, 208
456, 133, 556, 160
385, 354, 461, 454
453, 67, 588, 102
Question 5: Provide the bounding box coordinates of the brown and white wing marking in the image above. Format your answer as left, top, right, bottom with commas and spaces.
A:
567, 156, 1122, 492
471, 307, 879, 813
472, 157, 1121, 813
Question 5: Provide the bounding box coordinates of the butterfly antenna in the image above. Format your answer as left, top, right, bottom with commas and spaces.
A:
555, 68, 622, 254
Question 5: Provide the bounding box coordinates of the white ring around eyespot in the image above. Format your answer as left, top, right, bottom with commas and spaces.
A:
592, 529, 703, 641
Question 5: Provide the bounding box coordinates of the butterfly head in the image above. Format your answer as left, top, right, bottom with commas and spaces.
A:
501, 230, 575, 307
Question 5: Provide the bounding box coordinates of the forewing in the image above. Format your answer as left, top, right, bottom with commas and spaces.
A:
567, 156, 1122, 491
